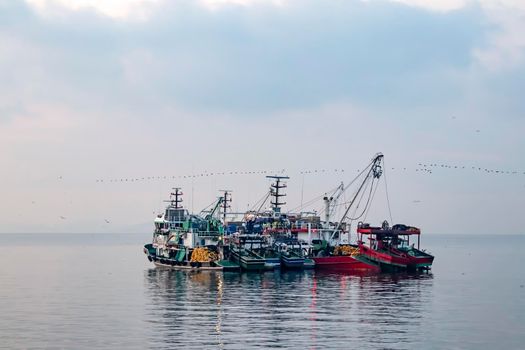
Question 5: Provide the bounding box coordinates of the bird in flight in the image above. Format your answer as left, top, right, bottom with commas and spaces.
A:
60, 216, 66, 220
104, 219, 110, 223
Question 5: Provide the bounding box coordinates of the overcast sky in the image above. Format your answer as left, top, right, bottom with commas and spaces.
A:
1, 0, 524, 234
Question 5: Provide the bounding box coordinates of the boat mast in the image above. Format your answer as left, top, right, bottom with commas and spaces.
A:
323, 196, 333, 228
266, 175, 290, 215
323, 182, 344, 229
167, 187, 183, 208
219, 189, 232, 222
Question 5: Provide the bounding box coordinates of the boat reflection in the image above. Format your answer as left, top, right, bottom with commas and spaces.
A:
144, 269, 433, 350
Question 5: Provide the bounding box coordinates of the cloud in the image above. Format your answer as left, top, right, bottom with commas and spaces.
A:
384, 0, 525, 70
6, 0, 486, 114
473, 1, 525, 70
387, 0, 525, 13
388, 0, 469, 12
200, 0, 286, 11
20, 0, 525, 72
23, 0, 286, 20
24, 0, 161, 20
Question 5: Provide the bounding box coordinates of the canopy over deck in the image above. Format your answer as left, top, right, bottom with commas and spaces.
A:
357, 227, 421, 236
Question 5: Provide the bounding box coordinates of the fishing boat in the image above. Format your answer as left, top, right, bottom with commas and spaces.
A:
357, 222, 434, 271
274, 239, 305, 269
311, 241, 380, 271
280, 251, 305, 269
229, 245, 266, 271
298, 154, 389, 272
143, 188, 238, 271
257, 247, 282, 270
233, 233, 281, 270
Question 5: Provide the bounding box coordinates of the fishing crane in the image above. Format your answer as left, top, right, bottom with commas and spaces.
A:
201, 196, 225, 233
336, 153, 384, 231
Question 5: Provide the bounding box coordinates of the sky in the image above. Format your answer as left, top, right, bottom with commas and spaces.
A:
0, 0, 524, 234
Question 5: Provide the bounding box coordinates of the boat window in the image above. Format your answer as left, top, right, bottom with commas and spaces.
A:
399, 239, 409, 248
165, 208, 186, 222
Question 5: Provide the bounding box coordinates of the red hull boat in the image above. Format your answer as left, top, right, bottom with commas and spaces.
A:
312, 255, 380, 271
357, 224, 434, 271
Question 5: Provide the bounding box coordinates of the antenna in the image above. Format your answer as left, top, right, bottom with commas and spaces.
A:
164, 187, 183, 209
266, 175, 290, 214
219, 189, 232, 222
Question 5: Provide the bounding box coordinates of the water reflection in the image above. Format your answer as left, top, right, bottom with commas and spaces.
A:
144, 269, 433, 350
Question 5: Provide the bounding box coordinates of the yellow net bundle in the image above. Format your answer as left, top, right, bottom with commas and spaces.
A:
334, 245, 359, 256
190, 247, 219, 262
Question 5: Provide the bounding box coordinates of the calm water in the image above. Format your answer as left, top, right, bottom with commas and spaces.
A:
0, 234, 524, 349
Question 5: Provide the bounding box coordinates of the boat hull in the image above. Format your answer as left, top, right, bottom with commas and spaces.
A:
359, 245, 434, 270
312, 255, 380, 271
230, 249, 266, 271
303, 258, 315, 269
153, 260, 223, 271
144, 244, 224, 271
280, 255, 304, 269
264, 257, 281, 270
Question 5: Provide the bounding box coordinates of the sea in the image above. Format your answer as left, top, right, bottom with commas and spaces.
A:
0, 233, 523, 350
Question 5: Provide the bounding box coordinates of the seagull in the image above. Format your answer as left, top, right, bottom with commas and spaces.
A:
104, 219, 110, 224
60, 216, 66, 220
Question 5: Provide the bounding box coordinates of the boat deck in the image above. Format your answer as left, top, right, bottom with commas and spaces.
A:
216, 260, 241, 272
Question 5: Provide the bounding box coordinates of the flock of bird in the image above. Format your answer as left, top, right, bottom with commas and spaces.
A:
92, 162, 524, 184
94, 169, 287, 183
56, 159, 523, 223
416, 163, 524, 175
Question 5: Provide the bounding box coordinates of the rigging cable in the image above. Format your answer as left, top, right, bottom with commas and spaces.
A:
250, 190, 271, 213
286, 184, 341, 213
289, 159, 376, 215
334, 156, 379, 231
364, 178, 381, 222
341, 159, 376, 193
383, 159, 394, 224
199, 198, 220, 216
348, 176, 376, 221
255, 192, 271, 214
347, 177, 370, 220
